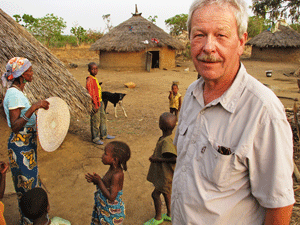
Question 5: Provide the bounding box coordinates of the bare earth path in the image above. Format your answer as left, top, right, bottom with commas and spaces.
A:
1, 53, 300, 224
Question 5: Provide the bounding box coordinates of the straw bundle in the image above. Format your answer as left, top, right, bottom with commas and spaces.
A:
0, 9, 91, 119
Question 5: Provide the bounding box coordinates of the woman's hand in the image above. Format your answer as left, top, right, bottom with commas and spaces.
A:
33, 100, 50, 111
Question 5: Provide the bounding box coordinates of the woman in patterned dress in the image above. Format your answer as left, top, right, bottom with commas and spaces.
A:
2, 57, 49, 224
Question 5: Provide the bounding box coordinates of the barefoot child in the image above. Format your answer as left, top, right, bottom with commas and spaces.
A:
168, 83, 181, 119
144, 112, 177, 225
85, 141, 131, 225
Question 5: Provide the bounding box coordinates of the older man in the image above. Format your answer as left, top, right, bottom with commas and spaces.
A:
171, 0, 295, 224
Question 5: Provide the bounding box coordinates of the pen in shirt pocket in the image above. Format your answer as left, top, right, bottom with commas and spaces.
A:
217, 146, 232, 155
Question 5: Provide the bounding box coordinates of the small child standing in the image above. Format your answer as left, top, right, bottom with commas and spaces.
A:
168, 83, 181, 119
144, 112, 177, 225
85, 141, 131, 225
86, 62, 115, 145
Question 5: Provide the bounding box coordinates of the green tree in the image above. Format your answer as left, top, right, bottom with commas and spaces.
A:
148, 15, 158, 24
71, 24, 87, 46
252, 0, 300, 23
13, 14, 37, 28
13, 14, 22, 23
165, 14, 188, 36
29, 13, 67, 47
247, 16, 271, 38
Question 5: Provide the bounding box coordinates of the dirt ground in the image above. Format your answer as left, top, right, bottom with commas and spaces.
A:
2, 50, 300, 224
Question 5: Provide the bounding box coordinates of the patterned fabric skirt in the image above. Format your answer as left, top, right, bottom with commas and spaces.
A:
7, 127, 40, 225
91, 189, 125, 225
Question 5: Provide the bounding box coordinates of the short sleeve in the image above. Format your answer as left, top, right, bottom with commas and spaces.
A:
6, 89, 26, 110
162, 137, 177, 157
248, 118, 295, 208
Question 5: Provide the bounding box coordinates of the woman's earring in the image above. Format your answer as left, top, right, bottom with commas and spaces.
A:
23, 79, 27, 84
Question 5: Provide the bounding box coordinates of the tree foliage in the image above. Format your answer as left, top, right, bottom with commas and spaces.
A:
247, 16, 271, 38
165, 14, 188, 36
148, 15, 158, 24
252, 0, 300, 23
71, 24, 87, 46
86, 29, 104, 43
31, 14, 67, 46
13, 13, 66, 47
13, 14, 37, 28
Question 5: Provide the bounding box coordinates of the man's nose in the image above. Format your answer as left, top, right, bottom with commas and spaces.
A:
203, 35, 216, 53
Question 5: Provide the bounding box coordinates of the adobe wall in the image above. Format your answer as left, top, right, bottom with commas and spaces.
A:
251, 47, 300, 63
49, 45, 98, 62
99, 46, 176, 71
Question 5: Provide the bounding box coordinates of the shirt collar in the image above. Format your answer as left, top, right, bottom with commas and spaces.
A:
193, 63, 248, 113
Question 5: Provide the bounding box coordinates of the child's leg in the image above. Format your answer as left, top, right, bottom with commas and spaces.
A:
99, 101, 107, 139
174, 109, 178, 120
152, 189, 162, 220
162, 192, 172, 217
90, 110, 101, 142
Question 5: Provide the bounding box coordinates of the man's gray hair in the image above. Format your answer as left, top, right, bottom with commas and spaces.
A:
187, 0, 248, 39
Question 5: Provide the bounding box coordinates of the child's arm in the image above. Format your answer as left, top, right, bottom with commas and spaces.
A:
178, 96, 182, 111
149, 153, 176, 164
85, 172, 123, 201
0, 162, 9, 199
168, 91, 173, 100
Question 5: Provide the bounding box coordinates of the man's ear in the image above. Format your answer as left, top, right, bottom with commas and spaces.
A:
238, 32, 248, 56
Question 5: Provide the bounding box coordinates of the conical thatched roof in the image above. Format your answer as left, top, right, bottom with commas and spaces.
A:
246, 21, 300, 48
0, 9, 91, 119
90, 14, 185, 52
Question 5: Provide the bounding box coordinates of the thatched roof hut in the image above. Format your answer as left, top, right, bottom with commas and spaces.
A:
246, 20, 300, 62
0, 9, 91, 119
90, 8, 185, 71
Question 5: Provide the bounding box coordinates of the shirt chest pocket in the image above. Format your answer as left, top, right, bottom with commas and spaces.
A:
199, 139, 235, 189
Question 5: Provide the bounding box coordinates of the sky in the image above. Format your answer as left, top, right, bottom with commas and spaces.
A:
0, 0, 253, 35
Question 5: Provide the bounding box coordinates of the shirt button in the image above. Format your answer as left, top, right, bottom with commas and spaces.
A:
191, 140, 196, 144
182, 167, 186, 172
201, 146, 206, 153
200, 110, 205, 115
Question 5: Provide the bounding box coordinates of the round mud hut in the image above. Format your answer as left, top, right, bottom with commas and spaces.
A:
0, 8, 91, 121
90, 8, 185, 71
246, 20, 300, 63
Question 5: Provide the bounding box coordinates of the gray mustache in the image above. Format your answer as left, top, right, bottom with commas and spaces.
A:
197, 55, 222, 63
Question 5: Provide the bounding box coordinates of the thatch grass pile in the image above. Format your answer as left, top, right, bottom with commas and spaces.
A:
246, 22, 300, 48
90, 14, 185, 52
0, 9, 91, 120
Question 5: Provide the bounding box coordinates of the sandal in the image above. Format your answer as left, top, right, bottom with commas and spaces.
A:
162, 213, 171, 221
143, 217, 164, 225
